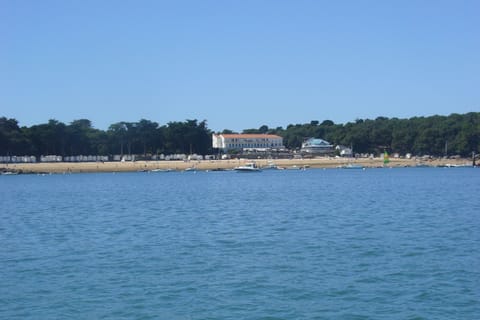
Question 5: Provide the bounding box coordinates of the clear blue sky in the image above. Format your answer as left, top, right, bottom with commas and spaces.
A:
1, 0, 479, 132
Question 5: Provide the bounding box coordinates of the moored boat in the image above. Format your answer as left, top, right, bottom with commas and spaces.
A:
262, 161, 280, 170
234, 162, 261, 172
150, 168, 173, 173
1, 171, 19, 175
338, 164, 364, 169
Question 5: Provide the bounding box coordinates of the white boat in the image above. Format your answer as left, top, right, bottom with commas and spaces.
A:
286, 165, 301, 170
339, 164, 364, 169
263, 162, 280, 170
234, 162, 261, 172
285, 165, 308, 170
1, 171, 19, 175
150, 168, 173, 173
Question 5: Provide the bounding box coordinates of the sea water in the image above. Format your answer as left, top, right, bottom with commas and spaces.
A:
1, 168, 479, 319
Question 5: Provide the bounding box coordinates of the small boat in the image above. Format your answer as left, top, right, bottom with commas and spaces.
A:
1, 171, 19, 175
263, 162, 280, 170
234, 162, 261, 172
150, 168, 173, 173
339, 164, 364, 169
286, 165, 301, 170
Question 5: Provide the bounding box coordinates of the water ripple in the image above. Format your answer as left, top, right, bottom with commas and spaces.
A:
1, 169, 479, 319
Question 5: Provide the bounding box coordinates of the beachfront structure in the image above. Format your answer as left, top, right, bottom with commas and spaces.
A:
212, 133, 284, 151
336, 145, 353, 157
0, 156, 37, 163
301, 138, 334, 154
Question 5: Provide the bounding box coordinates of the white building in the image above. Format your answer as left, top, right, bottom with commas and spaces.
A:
301, 138, 334, 154
212, 133, 284, 151
335, 145, 353, 157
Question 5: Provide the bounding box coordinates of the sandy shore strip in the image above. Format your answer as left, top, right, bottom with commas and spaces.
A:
0, 157, 473, 174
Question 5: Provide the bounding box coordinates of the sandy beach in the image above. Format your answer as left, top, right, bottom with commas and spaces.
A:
0, 157, 474, 174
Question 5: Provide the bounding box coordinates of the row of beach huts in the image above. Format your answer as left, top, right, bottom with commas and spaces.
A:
0, 154, 213, 163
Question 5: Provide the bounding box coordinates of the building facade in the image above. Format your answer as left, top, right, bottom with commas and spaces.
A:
212, 133, 284, 151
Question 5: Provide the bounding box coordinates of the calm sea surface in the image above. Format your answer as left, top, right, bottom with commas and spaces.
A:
1, 168, 479, 319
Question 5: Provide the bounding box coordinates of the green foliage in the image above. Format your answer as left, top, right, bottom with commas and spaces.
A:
276, 113, 479, 156
0, 113, 478, 157
0, 117, 28, 155
0, 117, 213, 156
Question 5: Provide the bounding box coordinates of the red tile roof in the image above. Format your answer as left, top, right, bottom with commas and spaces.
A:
220, 134, 282, 139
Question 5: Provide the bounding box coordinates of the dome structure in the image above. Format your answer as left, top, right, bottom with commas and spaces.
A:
301, 138, 334, 154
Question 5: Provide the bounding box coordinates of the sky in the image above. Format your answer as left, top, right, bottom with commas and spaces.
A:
1, 0, 479, 132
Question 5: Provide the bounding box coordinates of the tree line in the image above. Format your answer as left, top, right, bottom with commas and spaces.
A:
0, 112, 478, 157
243, 112, 479, 157
0, 119, 211, 157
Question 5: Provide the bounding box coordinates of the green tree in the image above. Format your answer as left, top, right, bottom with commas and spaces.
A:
26, 119, 67, 156
0, 117, 29, 155
164, 119, 212, 154
108, 122, 128, 155
137, 119, 159, 155
66, 119, 95, 155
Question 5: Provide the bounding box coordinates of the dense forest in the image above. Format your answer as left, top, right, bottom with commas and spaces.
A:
0, 113, 479, 157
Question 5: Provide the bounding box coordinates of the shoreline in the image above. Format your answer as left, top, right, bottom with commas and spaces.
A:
0, 157, 474, 174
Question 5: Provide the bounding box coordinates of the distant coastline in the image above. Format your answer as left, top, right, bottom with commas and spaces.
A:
1, 113, 479, 161
1, 157, 475, 174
